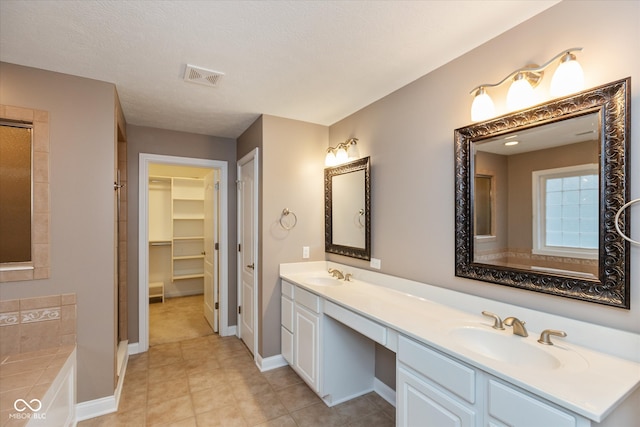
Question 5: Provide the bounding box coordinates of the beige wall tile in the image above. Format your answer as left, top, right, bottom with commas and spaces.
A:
0, 270, 33, 282
59, 305, 76, 335
33, 109, 49, 123
32, 182, 50, 213
61, 294, 76, 306
33, 121, 50, 153
0, 300, 19, 313
19, 295, 60, 311
4, 105, 33, 121
33, 267, 49, 280
32, 214, 49, 245
19, 321, 60, 353
32, 152, 49, 183
0, 325, 20, 358
59, 334, 76, 346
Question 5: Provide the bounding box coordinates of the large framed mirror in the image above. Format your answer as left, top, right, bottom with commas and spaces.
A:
454, 78, 630, 308
325, 156, 371, 260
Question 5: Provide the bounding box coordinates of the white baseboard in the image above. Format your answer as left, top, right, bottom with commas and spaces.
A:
256, 353, 288, 372
128, 341, 142, 355
75, 395, 117, 422
221, 325, 237, 337
75, 342, 129, 422
373, 377, 396, 407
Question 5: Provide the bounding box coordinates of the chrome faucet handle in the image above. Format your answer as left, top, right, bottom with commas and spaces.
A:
538, 329, 567, 345
482, 311, 504, 330
344, 273, 353, 281
504, 317, 528, 337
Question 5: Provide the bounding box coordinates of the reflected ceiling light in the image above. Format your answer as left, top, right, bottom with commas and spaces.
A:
325, 138, 359, 167
469, 48, 584, 122
504, 140, 519, 146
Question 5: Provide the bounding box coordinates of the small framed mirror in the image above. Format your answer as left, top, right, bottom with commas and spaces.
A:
325, 157, 371, 260
454, 78, 630, 308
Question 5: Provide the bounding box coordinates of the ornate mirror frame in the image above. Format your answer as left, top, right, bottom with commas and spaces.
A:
454, 78, 630, 308
325, 156, 371, 260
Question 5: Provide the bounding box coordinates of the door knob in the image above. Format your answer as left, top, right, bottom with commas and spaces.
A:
246, 263, 255, 269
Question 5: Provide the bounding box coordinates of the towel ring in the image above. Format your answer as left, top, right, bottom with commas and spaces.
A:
614, 198, 640, 245
279, 208, 297, 230
357, 209, 365, 227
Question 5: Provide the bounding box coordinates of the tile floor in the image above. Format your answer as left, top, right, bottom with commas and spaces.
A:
78, 296, 395, 426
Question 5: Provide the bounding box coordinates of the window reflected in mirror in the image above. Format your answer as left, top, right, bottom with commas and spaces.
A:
455, 78, 630, 308
0, 122, 33, 263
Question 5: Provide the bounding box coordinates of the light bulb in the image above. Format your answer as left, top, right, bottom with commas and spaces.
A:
336, 146, 348, 164
550, 53, 584, 97
325, 150, 337, 167
507, 73, 536, 111
470, 87, 495, 122
347, 141, 360, 160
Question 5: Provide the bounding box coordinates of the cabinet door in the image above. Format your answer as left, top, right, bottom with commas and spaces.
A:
397, 366, 476, 427
281, 326, 293, 365
294, 304, 319, 392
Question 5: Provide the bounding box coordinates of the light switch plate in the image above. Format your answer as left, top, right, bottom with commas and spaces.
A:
370, 258, 381, 269
302, 246, 310, 259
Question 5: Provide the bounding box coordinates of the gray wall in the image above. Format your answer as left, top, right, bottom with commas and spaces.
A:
328, 0, 640, 333
126, 125, 237, 342
238, 115, 328, 357
0, 62, 118, 402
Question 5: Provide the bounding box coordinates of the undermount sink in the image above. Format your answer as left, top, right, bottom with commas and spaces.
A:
448, 325, 588, 371
305, 276, 344, 286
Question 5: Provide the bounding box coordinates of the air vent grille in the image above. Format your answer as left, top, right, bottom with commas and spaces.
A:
184, 64, 224, 88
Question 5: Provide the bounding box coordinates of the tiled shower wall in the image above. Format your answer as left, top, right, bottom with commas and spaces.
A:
0, 293, 77, 358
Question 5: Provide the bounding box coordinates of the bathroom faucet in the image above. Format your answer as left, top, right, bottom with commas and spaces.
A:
328, 268, 344, 279
504, 317, 528, 337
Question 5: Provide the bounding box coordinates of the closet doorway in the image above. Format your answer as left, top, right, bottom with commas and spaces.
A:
138, 154, 229, 352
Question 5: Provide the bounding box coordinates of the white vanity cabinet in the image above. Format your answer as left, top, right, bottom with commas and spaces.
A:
398, 335, 478, 427
397, 335, 591, 427
293, 289, 321, 391
281, 280, 322, 392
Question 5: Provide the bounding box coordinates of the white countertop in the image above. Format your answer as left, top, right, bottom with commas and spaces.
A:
280, 261, 640, 422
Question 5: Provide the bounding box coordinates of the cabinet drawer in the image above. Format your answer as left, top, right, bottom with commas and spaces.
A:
282, 280, 294, 299
324, 301, 387, 345
295, 286, 320, 313
398, 336, 475, 404
488, 379, 579, 427
281, 296, 293, 331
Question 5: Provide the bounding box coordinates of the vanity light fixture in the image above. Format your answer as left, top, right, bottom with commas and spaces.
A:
470, 48, 584, 122
325, 138, 360, 167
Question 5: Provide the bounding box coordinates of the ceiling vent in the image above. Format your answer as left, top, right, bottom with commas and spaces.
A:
183, 64, 224, 88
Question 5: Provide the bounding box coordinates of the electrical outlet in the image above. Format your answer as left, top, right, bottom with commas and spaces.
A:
370, 258, 381, 269
302, 246, 310, 259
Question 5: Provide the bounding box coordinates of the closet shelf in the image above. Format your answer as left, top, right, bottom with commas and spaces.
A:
173, 255, 205, 261
173, 236, 204, 241
173, 273, 205, 280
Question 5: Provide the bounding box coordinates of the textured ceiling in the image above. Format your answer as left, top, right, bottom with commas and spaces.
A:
0, 1, 559, 138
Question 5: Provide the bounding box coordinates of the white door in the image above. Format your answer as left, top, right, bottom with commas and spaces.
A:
238, 149, 258, 356
203, 170, 219, 332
